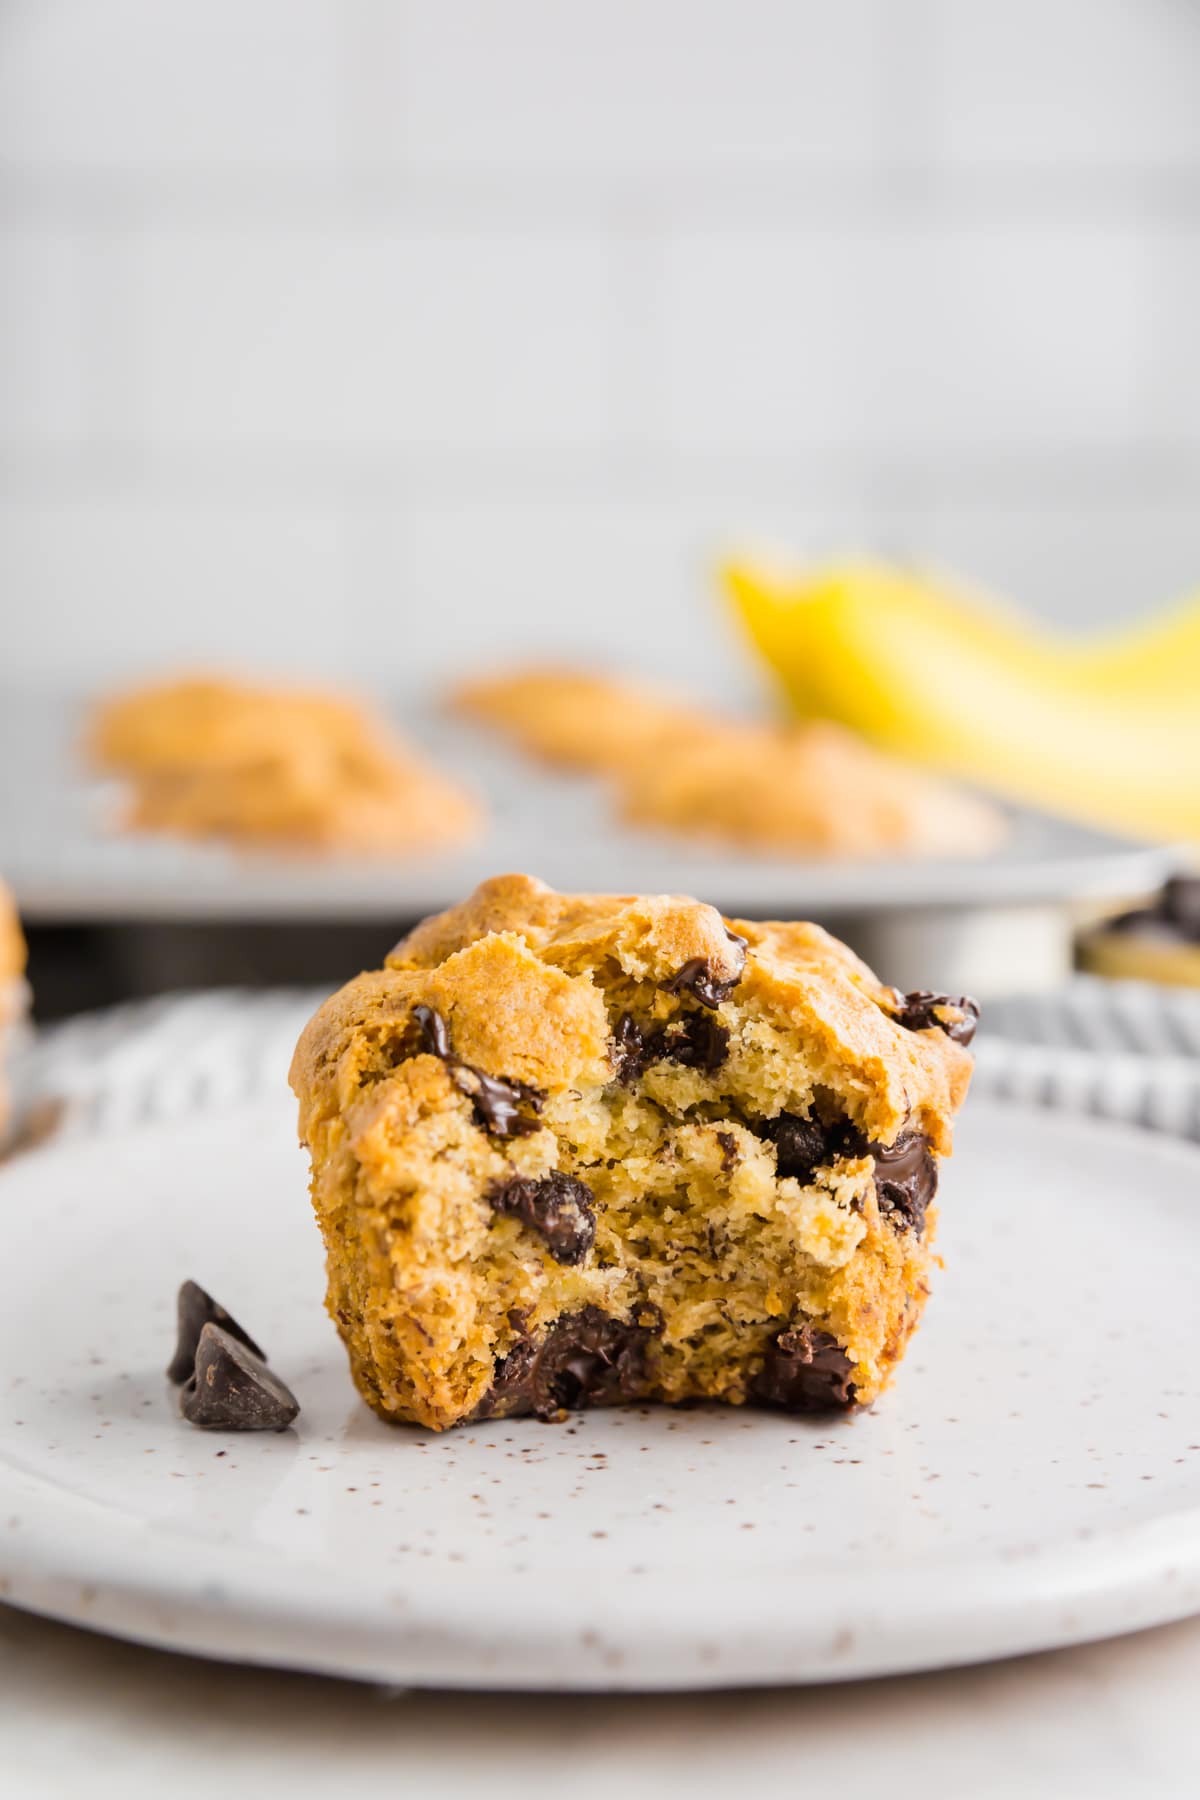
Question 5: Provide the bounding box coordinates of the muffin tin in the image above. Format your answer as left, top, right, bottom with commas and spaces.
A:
0, 687, 1178, 994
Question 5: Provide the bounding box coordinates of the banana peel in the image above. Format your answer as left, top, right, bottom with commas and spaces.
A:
724, 558, 1200, 842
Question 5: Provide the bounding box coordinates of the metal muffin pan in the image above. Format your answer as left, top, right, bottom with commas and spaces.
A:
0, 688, 1178, 995
1, 688, 1173, 919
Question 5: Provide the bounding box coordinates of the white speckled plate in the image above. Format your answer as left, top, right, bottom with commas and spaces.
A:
1, 1096, 1199, 1690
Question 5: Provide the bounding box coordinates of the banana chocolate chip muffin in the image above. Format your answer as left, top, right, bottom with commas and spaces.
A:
0, 881, 29, 1141
449, 666, 712, 774
618, 719, 1005, 859
290, 874, 975, 1431
89, 674, 479, 856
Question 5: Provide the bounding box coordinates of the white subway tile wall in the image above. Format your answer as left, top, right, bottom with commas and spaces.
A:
931, 0, 1200, 168
0, 0, 1198, 690
129, 227, 631, 453
383, 0, 888, 176
0, 495, 353, 678
0, 223, 97, 446
0, 0, 345, 172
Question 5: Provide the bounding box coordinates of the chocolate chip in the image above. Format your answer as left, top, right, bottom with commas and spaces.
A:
873, 1132, 938, 1233
409, 1003, 544, 1137
489, 1171, 596, 1265
715, 1129, 739, 1172
179, 1324, 300, 1431
613, 1010, 730, 1082
472, 1307, 656, 1421
655, 1011, 730, 1071
893, 989, 980, 1047
452, 1062, 544, 1137
632, 1299, 665, 1334
167, 1280, 265, 1385
663, 957, 722, 1008
410, 1001, 451, 1060
765, 1112, 827, 1182
750, 1323, 856, 1413
762, 1112, 863, 1184
663, 953, 744, 1010
759, 1112, 936, 1236
612, 1013, 646, 1083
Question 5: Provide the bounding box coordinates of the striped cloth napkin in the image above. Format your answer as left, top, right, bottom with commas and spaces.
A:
8, 978, 1200, 1147
972, 977, 1200, 1142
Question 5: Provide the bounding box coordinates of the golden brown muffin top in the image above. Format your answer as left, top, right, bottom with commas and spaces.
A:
292, 873, 973, 1156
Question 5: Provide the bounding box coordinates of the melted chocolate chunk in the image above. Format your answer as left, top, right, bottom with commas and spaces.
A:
410, 1001, 452, 1060
409, 1003, 544, 1137
750, 1323, 856, 1413
473, 1306, 656, 1421
167, 1280, 265, 1385
873, 1131, 938, 1233
651, 1011, 730, 1072
662, 929, 747, 1011
763, 1112, 862, 1184
489, 1171, 596, 1265
453, 1062, 544, 1137
663, 957, 728, 1009
179, 1324, 300, 1431
894, 989, 980, 1047
612, 1010, 730, 1082
760, 1112, 935, 1235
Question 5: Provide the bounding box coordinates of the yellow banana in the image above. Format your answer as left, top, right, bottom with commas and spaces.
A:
724, 558, 1200, 841
1078, 591, 1200, 702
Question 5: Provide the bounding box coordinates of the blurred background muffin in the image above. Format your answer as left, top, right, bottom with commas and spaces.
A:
90, 674, 479, 854
616, 718, 1006, 859
1078, 878, 1200, 989
450, 668, 714, 774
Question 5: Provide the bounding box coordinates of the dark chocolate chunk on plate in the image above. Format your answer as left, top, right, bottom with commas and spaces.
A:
167, 1279, 266, 1384
179, 1323, 300, 1432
